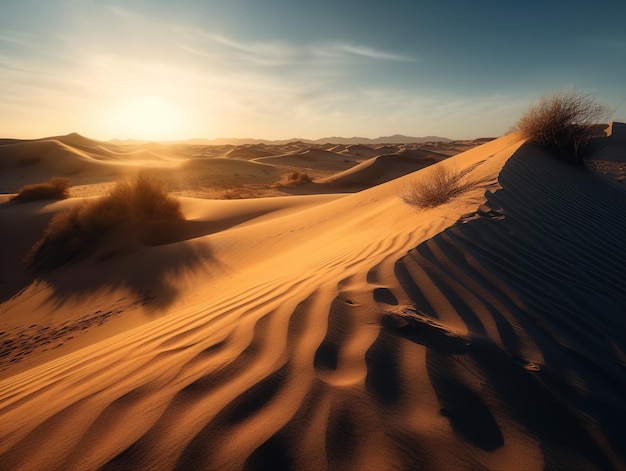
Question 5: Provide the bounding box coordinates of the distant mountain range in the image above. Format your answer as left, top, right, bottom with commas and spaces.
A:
2, 132, 453, 148
110, 134, 453, 146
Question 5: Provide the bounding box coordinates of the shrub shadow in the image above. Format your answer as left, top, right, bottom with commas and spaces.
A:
38, 221, 223, 313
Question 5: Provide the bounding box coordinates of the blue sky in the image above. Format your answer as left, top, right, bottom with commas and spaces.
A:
1, 0, 625, 140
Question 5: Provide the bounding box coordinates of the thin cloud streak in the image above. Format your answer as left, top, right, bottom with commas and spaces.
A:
331, 43, 415, 61
203, 33, 415, 66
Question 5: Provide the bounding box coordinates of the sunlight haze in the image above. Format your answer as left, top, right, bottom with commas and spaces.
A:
1, 0, 625, 141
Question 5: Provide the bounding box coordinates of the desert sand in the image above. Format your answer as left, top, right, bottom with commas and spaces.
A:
1, 125, 625, 470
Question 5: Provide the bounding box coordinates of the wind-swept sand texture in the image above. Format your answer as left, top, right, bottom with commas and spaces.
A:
1, 128, 625, 470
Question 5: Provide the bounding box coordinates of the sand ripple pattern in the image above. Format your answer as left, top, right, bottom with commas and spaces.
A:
390, 149, 626, 470
1, 145, 625, 470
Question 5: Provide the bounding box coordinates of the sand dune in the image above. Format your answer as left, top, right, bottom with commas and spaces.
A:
586, 123, 626, 186
375, 144, 404, 154
225, 146, 276, 160
396, 147, 449, 161
254, 148, 357, 171
337, 144, 383, 158
326, 144, 347, 153
1, 128, 625, 470
180, 157, 277, 176
0, 138, 185, 194
0, 135, 484, 198
48, 132, 103, 149
316, 154, 438, 190
594, 122, 626, 162
0, 140, 120, 191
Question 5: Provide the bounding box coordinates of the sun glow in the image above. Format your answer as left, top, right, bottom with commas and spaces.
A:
108, 95, 189, 141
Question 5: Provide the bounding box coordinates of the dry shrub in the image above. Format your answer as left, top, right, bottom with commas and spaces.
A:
104, 175, 182, 221
401, 164, 469, 209
221, 189, 250, 199
514, 88, 610, 165
273, 171, 313, 188
10, 177, 71, 203
26, 174, 182, 272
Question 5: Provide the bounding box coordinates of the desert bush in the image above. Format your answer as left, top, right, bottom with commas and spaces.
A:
273, 171, 313, 188
514, 88, 610, 165
221, 189, 251, 199
106, 174, 182, 221
401, 164, 470, 209
10, 177, 71, 203
25, 174, 182, 272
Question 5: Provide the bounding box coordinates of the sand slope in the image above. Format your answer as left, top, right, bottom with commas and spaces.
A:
254, 148, 357, 171
316, 154, 445, 190
1, 130, 625, 470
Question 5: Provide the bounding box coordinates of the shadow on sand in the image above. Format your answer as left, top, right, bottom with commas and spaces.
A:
38, 218, 224, 313
385, 140, 626, 469
0, 216, 227, 372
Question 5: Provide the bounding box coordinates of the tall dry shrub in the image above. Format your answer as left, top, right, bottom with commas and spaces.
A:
514, 88, 610, 165
26, 174, 182, 272
10, 177, 71, 203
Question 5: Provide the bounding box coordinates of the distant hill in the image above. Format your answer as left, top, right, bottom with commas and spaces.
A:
9, 133, 452, 148
311, 134, 453, 145
168, 134, 453, 146
0, 132, 453, 147
50, 132, 102, 148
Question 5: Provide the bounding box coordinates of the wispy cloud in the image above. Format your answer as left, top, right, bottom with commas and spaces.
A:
108, 5, 140, 20
210, 34, 295, 57
0, 61, 26, 72
208, 34, 303, 66
322, 42, 415, 62
186, 31, 415, 67
0, 30, 33, 47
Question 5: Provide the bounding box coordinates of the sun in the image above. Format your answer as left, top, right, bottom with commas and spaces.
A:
112, 95, 188, 141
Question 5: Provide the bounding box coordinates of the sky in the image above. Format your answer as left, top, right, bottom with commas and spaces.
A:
1, 0, 625, 141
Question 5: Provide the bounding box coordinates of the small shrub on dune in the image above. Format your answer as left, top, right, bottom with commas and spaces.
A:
401, 164, 469, 209
273, 171, 313, 188
221, 189, 250, 199
26, 175, 182, 272
10, 177, 71, 203
514, 88, 610, 165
